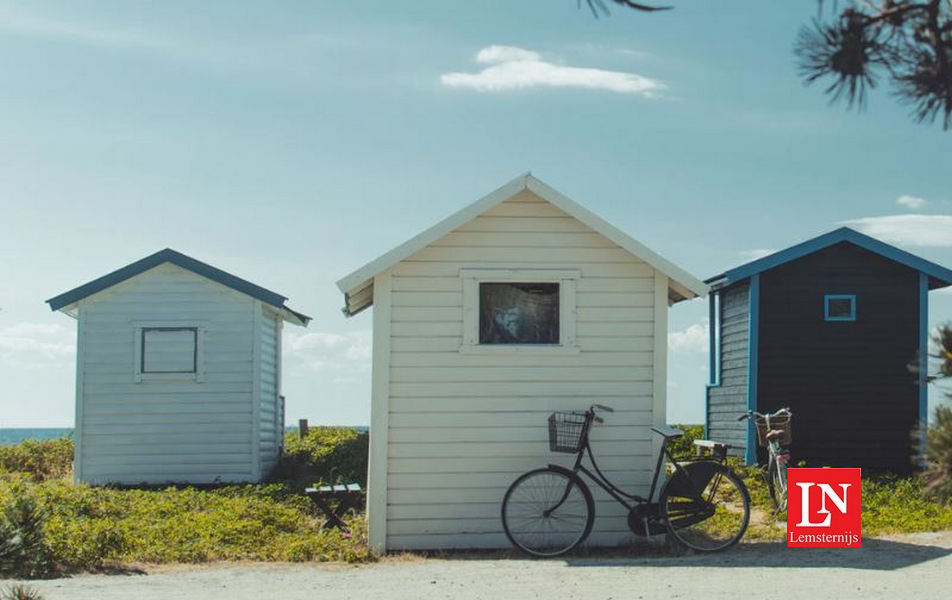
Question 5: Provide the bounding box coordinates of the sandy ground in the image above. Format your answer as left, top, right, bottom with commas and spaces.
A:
7, 532, 952, 600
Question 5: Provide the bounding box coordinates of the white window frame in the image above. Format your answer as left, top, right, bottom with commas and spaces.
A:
459, 268, 580, 355
133, 321, 206, 382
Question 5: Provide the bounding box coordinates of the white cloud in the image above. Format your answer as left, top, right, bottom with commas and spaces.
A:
842, 214, 952, 247
669, 322, 708, 354
476, 45, 540, 64
0, 322, 75, 370
897, 195, 927, 210
441, 45, 665, 96
284, 330, 371, 373
738, 248, 777, 261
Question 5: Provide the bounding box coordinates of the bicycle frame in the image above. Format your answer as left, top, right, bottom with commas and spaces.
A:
546, 413, 720, 516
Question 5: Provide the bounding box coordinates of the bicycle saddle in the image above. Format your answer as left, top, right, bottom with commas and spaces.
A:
765, 429, 785, 440
652, 425, 684, 439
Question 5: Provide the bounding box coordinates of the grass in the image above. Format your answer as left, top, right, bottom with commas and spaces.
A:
671, 425, 952, 542
0, 431, 375, 577
2, 425, 952, 575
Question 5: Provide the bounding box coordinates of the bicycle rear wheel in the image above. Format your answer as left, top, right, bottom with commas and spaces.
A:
501, 467, 594, 557
662, 464, 750, 552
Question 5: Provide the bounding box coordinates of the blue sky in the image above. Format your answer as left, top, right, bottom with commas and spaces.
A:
1, 0, 950, 427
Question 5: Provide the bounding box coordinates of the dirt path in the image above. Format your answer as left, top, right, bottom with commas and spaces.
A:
8, 533, 952, 600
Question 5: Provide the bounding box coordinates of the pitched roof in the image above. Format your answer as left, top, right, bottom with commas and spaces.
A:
336, 173, 708, 316
47, 248, 311, 326
706, 227, 952, 289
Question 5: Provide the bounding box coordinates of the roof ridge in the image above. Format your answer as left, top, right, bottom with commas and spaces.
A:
47, 249, 310, 325
336, 173, 708, 316
707, 227, 952, 287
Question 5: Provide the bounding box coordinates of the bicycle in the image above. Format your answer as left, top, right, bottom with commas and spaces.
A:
501, 404, 751, 557
739, 407, 792, 512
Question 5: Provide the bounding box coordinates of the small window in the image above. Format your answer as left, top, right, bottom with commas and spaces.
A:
459, 269, 579, 354
142, 327, 197, 372
134, 323, 205, 382
479, 282, 560, 344
824, 295, 856, 322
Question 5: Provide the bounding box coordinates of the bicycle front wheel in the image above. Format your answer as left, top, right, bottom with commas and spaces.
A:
501, 467, 594, 557
768, 459, 788, 512
662, 464, 750, 552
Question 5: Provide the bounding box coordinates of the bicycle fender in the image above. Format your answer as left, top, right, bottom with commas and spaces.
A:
545, 464, 577, 477
664, 461, 724, 498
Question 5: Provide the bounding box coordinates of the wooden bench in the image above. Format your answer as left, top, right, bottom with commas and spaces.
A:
693, 439, 735, 459
304, 483, 363, 530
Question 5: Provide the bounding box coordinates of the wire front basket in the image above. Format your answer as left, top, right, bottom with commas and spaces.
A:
754, 413, 793, 447
548, 411, 588, 453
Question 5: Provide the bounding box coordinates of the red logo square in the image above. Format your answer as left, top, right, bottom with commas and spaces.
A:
786, 468, 861, 548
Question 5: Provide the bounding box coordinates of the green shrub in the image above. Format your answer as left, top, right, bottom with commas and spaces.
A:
668, 424, 704, 458
0, 487, 53, 577
922, 405, 952, 503
272, 427, 369, 488
0, 477, 375, 573
2, 584, 43, 600
863, 474, 952, 534
0, 438, 73, 482
0, 432, 375, 575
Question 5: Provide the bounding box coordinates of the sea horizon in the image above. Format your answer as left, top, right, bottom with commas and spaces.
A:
0, 425, 369, 445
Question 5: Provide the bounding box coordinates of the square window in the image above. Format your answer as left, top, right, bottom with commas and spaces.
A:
479, 282, 560, 344
141, 327, 197, 373
824, 295, 856, 322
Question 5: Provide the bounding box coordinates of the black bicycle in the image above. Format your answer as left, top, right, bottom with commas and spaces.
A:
501, 404, 750, 557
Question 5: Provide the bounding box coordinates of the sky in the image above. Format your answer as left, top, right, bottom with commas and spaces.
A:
1, 0, 950, 428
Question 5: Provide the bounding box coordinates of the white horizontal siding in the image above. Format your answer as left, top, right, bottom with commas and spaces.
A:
383, 190, 659, 550
77, 264, 256, 485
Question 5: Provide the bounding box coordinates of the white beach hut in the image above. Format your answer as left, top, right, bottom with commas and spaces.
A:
336, 173, 707, 551
47, 249, 309, 485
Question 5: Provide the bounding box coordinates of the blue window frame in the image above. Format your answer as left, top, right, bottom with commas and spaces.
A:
824, 294, 856, 321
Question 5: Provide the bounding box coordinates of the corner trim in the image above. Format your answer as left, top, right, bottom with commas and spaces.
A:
251, 302, 262, 481
919, 272, 929, 460
73, 306, 85, 483
368, 271, 392, 552
704, 291, 719, 438
652, 272, 669, 469
745, 274, 760, 465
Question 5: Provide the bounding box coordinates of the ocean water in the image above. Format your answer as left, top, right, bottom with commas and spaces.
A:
0, 428, 73, 445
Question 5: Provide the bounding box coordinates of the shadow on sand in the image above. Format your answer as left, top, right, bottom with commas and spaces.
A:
563, 537, 952, 571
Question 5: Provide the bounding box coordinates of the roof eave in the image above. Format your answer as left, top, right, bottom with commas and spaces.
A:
47, 249, 309, 327
281, 306, 312, 327
706, 227, 952, 288
336, 173, 709, 307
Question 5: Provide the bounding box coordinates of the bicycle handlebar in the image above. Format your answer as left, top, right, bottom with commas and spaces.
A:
737, 407, 791, 421
589, 404, 613, 424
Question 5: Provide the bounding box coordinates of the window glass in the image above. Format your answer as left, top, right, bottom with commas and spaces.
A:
479, 282, 559, 344
824, 295, 856, 321
142, 328, 197, 373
